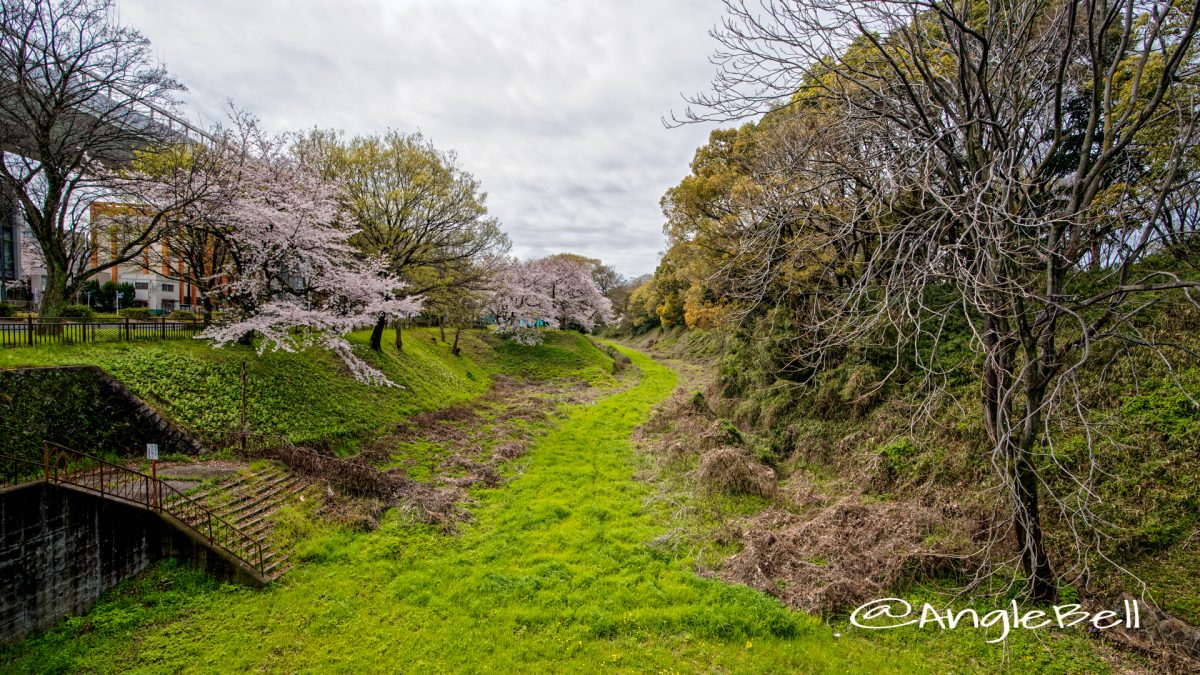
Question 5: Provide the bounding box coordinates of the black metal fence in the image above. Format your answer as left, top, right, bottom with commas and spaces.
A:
0, 317, 205, 348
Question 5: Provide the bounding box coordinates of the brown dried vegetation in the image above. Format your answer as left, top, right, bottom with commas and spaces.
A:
695, 447, 777, 499
635, 367, 982, 616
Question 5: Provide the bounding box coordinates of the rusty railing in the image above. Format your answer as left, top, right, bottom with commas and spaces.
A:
41, 441, 264, 577
0, 452, 43, 487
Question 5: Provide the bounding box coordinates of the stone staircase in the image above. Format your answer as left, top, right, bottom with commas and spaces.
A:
166, 465, 311, 581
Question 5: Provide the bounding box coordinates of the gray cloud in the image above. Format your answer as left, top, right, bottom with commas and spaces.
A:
119, 0, 724, 277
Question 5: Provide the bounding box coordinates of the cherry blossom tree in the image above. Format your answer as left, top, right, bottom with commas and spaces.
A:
487, 257, 554, 345
486, 255, 612, 345
205, 128, 420, 384
540, 254, 613, 332
132, 116, 420, 384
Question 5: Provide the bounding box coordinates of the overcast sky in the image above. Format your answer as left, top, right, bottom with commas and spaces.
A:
117, 0, 726, 278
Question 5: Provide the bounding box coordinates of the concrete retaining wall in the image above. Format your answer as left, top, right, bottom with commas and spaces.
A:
0, 482, 258, 645
0, 365, 203, 459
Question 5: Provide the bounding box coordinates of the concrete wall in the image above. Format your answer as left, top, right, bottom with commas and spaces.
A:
0, 482, 259, 645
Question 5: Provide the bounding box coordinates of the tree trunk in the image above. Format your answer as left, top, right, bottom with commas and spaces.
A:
236, 330, 255, 346
369, 314, 386, 351
1011, 434, 1056, 603
452, 324, 462, 356
1015, 376, 1056, 603
201, 296, 214, 327
393, 318, 403, 352
439, 314, 446, 342
38, 263, 69, 319
983, 313, 1056, 604
981, 315, 1006, 443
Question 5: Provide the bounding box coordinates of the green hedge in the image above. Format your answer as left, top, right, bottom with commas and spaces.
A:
118, 307, 154, 320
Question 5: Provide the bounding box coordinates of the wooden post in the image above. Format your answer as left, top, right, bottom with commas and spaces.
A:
160, 315, 166, 339
151, 459, 159, 509
26, 315, 33, 346
240, 360, 248, 455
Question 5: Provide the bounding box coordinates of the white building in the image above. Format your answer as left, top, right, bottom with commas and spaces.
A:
1, 194, 198, 313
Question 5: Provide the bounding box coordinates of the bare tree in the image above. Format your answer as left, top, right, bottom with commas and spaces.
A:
0, 0, 208, 317
137, 136, 245, 325
680, 0, 1200, 602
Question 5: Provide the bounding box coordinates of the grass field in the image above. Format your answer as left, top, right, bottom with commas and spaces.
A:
0, 344, 1119, 673
0, 327, 614, 452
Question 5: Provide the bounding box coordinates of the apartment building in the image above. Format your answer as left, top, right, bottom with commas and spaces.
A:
89, 202, 204, 313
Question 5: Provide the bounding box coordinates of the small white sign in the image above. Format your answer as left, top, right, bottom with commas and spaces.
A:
146, 443, 159, 461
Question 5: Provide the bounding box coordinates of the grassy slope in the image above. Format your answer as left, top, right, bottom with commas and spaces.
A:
1, 345, 1111, 673
630, 317, 1200, 657
0, 328, 613, 452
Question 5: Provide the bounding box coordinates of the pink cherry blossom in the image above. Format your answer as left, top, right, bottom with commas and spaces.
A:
486, 255, 611, 345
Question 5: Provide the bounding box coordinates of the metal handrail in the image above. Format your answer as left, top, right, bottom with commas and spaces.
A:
0, 452, 43, 487
42, 441, 264, 576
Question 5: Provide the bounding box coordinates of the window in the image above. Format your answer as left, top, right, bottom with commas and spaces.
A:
161, 283, 175, 292
134, 281, 150, 290
1, 218, 14, 281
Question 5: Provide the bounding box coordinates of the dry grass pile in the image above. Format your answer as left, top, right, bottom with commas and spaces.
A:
634, 369, 980, 617
635, 388, 733, 464
718, 492, 977, 615
260, 440, 472, 529
441, 455, 503, 489
695, 447, 777, 499
410, 405, 478, 427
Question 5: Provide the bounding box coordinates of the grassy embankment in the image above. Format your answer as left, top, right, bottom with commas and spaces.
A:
0, 327, 616, 453
627, 310, 1199, 650
1, 344, 1115, 673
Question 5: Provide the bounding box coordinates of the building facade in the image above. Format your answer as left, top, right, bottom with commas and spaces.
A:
2, 197, 207, 313
89, 202, 204, 313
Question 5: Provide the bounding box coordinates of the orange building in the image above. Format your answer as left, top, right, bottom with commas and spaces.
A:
89, 202, 206, 312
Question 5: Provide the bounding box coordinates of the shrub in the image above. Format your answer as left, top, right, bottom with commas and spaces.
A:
61, 305, 96, 319
118, 307, 154, 320
168, 309, 199, 321
0, 302, 15, 318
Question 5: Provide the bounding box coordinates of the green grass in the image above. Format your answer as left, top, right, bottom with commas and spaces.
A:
485, 331, 618, 384
0, 328, 614, 452
1, 345, 1116, 673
